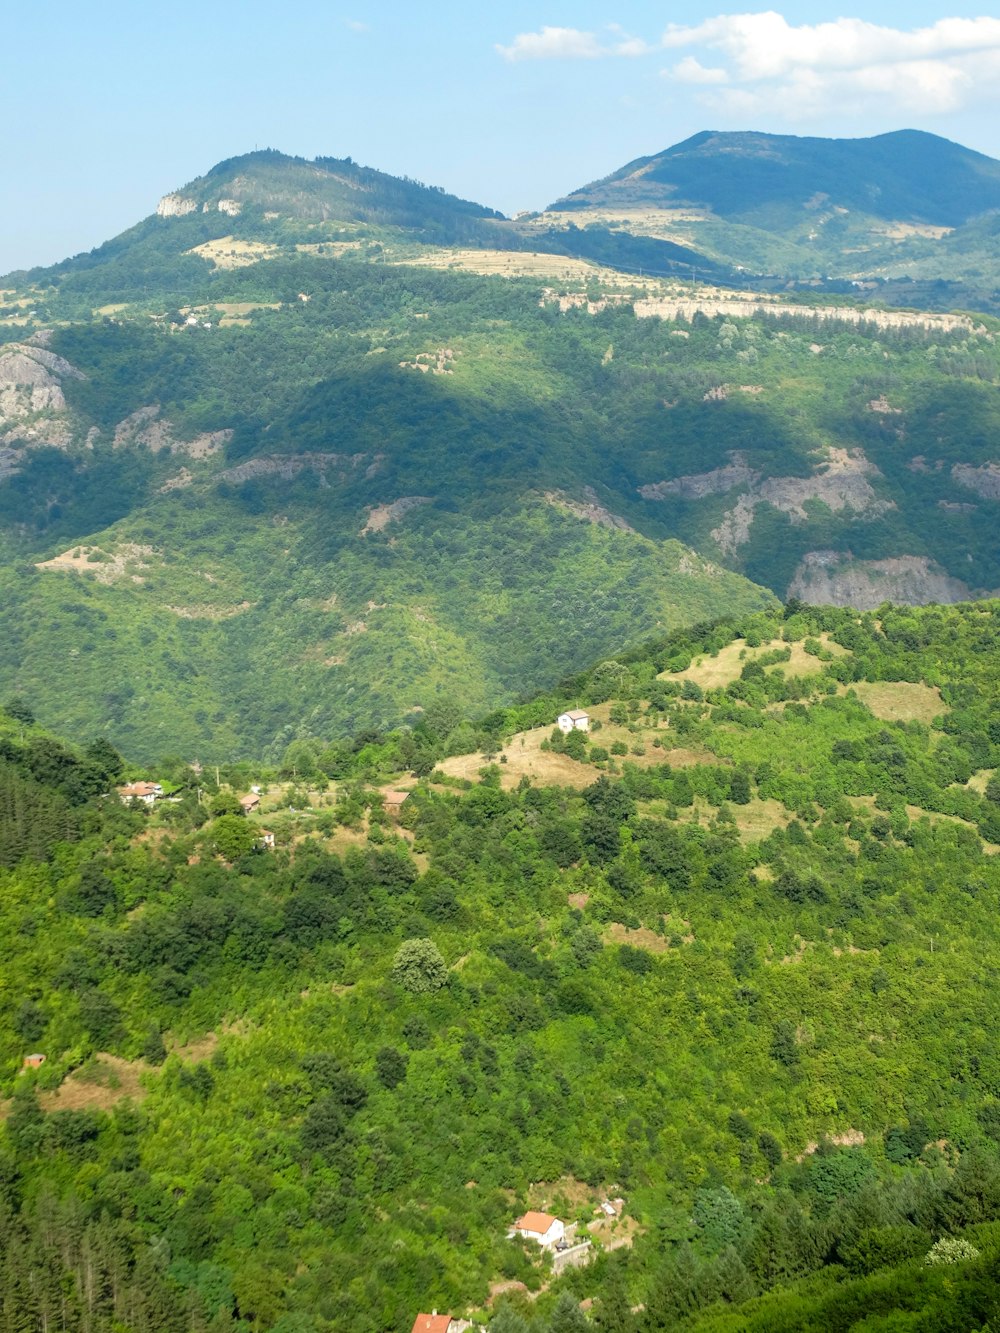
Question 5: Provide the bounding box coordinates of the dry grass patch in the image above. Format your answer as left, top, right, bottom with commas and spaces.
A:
40, 1055, 149, 1112
394, 248, 629, 282
186, 238, 279, 269
953, 768, 996, 795
605, 922, 691, 951
730, 797, 793, 843
36, 542, 158, 584
849, 681, 944, 724
527, 1174, 595, 1214
437, 726, 596, 790
661, 634, 847, 690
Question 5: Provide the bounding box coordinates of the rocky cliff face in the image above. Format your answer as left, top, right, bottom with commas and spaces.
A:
787, 551, 987, 609
0, 340, 84, 450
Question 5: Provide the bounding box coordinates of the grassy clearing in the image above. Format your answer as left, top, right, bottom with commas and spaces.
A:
391, 247, 643, 284
186, 238, 279, 269
39, 1054, 149, 1112
437, 726, 596, 790
730, 797, 794, 843
437, 716, 713, 791
848, 680, 945, 724
662, 634, 848, 690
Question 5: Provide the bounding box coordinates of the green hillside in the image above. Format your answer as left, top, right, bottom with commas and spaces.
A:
543, 129, 1000, 290
1, 600, 999, 1330
0, 143, 999, 761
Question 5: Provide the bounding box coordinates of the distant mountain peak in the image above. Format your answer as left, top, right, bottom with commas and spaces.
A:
154, 151, 505, 227
553, 128, 1000, 229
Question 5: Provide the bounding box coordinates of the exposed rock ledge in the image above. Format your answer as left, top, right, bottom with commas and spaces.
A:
787, 551, 984, 609
113, 405, 232, 457
220, 452, 377, 485
640, 448, 893, 555
543, 487, 635, 532
361, 497, 432, 534
952, 462, 1000, 501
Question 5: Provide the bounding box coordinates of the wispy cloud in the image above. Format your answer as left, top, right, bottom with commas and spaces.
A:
660, 14, 1000, 117
496, 25, 649, 62
344, 18, 369, 33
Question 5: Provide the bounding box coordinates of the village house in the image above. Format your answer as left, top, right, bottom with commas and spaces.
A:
256, 829, 276, 850
410, 1314, 469, 1333
557, 709, 589, 734
382, 789, 410, 818
22, 1053, 46, 1069
239, 793, 261, 814
117, 781, 163, 806
510, 1210, 566, 1247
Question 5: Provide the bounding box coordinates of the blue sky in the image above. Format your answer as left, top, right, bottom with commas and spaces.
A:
3, 2, 1000, 273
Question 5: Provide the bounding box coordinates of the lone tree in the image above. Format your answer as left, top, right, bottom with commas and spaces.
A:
391, 937, 448, 993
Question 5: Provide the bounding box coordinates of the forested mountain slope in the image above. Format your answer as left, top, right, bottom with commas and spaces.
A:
2, 601, 999, 1330
544, 129, 1000, 290
1, 146, 1000, 759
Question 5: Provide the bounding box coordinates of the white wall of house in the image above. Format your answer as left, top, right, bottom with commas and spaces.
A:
517, 1218, 565, 1247
557, 712, 589, 734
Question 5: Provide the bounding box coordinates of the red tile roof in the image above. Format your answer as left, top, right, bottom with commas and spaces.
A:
411, 1316, 451, 1333
515, 1210, 558, 1234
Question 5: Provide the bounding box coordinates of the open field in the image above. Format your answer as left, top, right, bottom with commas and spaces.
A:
848, 680, 945, 724
391, 247, 656, 285
661, 634, 848, 690
437, 715, 714, 790
437, 727, 596, 789
730, 797, 795, 842
39, 1054, 149, 1112
186, 237, 279, 268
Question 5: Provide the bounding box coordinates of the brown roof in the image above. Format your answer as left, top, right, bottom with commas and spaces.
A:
411, 1317, 451, 1333
383, 790, 410, 805
564, 709, 589, 720
239, 794, 260, 809
515, 1210, 558, 1234
119, 782, 160, 797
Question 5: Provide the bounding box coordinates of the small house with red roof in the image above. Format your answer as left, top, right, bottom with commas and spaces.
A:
411, 1314, 467, 1333
511, 1210, 565, 1247
117, 781, 163, 806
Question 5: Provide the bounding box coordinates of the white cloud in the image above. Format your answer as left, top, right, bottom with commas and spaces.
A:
659, 13, 1000, 118
496, 25, 649, 62
344, 19, 368, 33
672, 56, 729, 85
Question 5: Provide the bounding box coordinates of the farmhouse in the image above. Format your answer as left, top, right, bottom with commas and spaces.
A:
256, 829, 276, 850
410, 1315, 468, 1333
239, 793, 261, 814
557, 709, 589, 734
511, 1210, 565, 1247
23, 1053, 46, 1069
382, 790, 410, 817
117, 781, 163, 806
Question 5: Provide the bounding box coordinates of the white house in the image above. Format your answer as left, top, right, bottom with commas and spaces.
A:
511, 1211, 565, 1247
557, 709, 589, 734
117, 781, 163, 806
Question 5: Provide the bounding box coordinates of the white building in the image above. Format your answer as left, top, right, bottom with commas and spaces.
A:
557, 709, 590, 734
511, 1211, 565, 1247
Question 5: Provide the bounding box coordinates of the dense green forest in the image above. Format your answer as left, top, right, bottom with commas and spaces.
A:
2, 601, 1000, 1330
